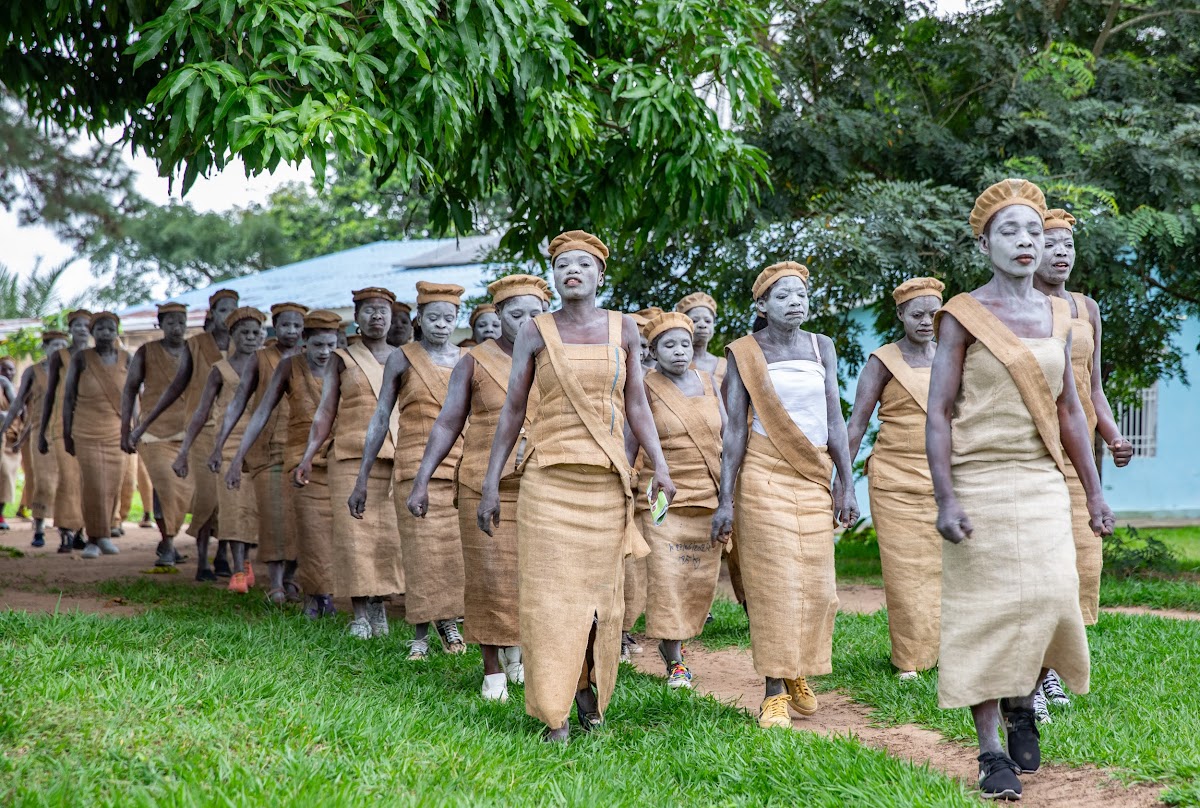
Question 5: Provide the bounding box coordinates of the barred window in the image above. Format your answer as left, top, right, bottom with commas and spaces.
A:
1111, 383, 1158, 459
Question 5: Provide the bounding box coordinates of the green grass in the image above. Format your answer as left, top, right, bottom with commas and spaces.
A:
1099, 576, 1200, 612
834, 535, 883, 585
4, 476, 149, 522
0, 579, 975, 807
699, 599, 1200, 804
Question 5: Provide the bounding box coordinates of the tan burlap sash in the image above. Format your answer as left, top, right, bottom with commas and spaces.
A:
85, 350, 128, 417
346, 340, 398, 446
643, 371, 721, 489
872, 343, 929, 414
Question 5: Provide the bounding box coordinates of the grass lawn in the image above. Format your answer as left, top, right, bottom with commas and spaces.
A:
700, 599, 1200, 805
0, 578, 975, 807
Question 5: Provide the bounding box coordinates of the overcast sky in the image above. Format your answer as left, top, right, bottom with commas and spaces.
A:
5, 0, 973, 306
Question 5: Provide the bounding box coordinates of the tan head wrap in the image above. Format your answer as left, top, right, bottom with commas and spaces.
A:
469, 304, 497, 328
67, 309, 93, 326
643, 311, 694, 345
752, 262, 810, 300
547, 230, 610, 263
636, 306, 664, 321
488, 273, 552, 305
1044, 208, 1076, 232
304, 309, 342, 330
157, 302, 187, 316
208, 288, 239, 307
969, 179, 1047, 237
415, 281, 465, 307
675, 292, 718, 316
270, 302, 309, 320
42, 330, 68, 342
352, 287, 397, 304
225, 306, 266, 330
892, 277, 946, 307
392, 301, 413, 317
89, 311, 120, 329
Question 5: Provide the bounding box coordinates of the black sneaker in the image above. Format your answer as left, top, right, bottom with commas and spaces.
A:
71, 531, 87, 550
1004, 707, 1041, 773
213, 557, 232, 578
31, 532, 45, 548
195, 568, 218, 582
977, 751, 1023, 800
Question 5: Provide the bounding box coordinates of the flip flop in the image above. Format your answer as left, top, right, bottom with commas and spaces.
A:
267, 588, 287, 605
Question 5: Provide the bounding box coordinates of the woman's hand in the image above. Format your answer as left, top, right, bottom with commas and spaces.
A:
37, 434, 49, 455
172, 451, 189, 479
477, 486, 501, 537
936, 498, 973, 544
650, 468, 677, 506
1108, 437, 1134, 468
1088, 495, 1116, 537
63, 435, 75, 456
710, 502, 734, 545
835, 485, 860, 529
406, 480, 429, 518
225, 465, 241, 491
347, 478, 369, 520
292, 461, 311, 487
206, 450, 222, 474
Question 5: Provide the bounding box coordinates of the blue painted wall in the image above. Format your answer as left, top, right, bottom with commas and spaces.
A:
841, 308, 1198, 520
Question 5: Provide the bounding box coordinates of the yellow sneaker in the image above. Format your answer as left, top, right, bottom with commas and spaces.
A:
786, 677, 819, 716
758, 693, 793, 729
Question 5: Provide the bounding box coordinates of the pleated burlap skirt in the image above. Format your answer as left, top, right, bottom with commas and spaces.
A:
0, 445, 20, 504
457, 480, 520, 647
76, 440, 124, 539
939, 458, 1090, 708
217, 465, 258, 545
1065, 464, 1101, 626
734, 434, 838, 679
518, 462, 626, 728
328, 458, 402, 598
186, 428, 219, 538
622, 554, 647, 632
869, 479, 942, 672
52, 437, 84, 532
641, 506, 721, 641
290, 464, 334, 594
139, 440, 193, 537
253, 464, 295, 562
394, 477, 465, 624
29, 438, 58, 521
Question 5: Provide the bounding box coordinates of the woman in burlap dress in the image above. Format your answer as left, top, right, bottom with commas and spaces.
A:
477, 230, 675, 742
1031, 208, 1133, 714
712, 262, 858, 730
61, 312, 130, 560
38, 309, 91, 553
1, 330, 69, 547
405, 274, 551, 701
845, 278, 944, 681
350, 281, 468, 659
926, 179, 1114, 800
295, 288, 401, 640
228, 310, 342, 619
628, 311, 725, 690
175, 307, 266, 594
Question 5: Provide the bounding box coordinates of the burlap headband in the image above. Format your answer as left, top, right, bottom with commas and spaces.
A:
67, 309, 92, 325
208, 288, 239, 307
469, 304, 497, 328
304, 309, 342, 330
42, 330, 68, 342
892, 277, 946, 306
1044, 208, 1076, 232
226, 306, 266, 330
752, 262, 810, 300
415, 281, 465, 306
643, 311, 694, 344
352, 287, 397, 304
271, 302, 309, 319
488, 273, 552, 305
89, 311, 120, 328
547, 229, 610, 263
157, 303, 187, 316
675, 292, 718, 316
969, 178, 1046, 237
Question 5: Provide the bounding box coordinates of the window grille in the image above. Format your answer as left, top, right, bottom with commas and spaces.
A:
1112, 383, 1158, 459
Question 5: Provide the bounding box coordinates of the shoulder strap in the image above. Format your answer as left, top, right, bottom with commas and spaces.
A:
345, 340, 387, 403
871, 343, 929, 414
809, 331, 820, 358
191, 331, 222, 368
85, 350, 126, 415
726, 335, 828, 486
937, 294, 1069, 476
471, 340, 511, 392
401, 342, 452, 404
644, 371, 721, 488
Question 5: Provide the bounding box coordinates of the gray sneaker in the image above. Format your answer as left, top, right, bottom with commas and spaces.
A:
97, 538, 120, 555
80, 543, 101, 559
366, 601, 389, 637
1032, 688, 1052, 724
347, 617, 372, 640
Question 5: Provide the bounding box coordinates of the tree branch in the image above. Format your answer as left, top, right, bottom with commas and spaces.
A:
1141, 269, 1200, 307
1094, 7, 1200, 57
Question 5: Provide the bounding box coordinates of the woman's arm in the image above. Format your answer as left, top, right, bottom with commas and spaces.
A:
711, 352, 749, 542
1083, 296, 1132, 467
820, 335, 858, 527
1058, 333, 1115, 536
61, 352, 85, 456
1, 367, 34, 437
173, 368, 222, 479
37, 352, 64, 454
347, 349, 408, 518
120, 346, 148, 453
926, 315, 971, 543
210, 360, 261, 465
134, 349, 193, 440
477, 321, 539, 536
226, 358, 291, 490
621, 316, 676, 503
406, 355, 475, 517
293, 355, 342, 486
845, 355, 891, 460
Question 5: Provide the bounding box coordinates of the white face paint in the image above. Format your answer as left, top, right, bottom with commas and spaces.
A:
685, 306, 715, 345
1036, 228, 1076, 286
497, 295, 544, 343
979, 204, 1044, 279
273, 311, 305, 348
356, 298, 392, 340
418, 301, 458, 347
755, 275, 809, 327
652, 328, 694, 377
472, 311, 502, 342
552, 250, 603, 301
897, 296, 940, 345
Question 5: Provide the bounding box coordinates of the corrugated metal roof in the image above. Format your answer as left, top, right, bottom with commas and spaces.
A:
118, 236, 516, 324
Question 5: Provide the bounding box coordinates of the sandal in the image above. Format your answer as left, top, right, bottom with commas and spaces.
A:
574, 689, 603, 732
267, 587, 287, 606
283, 580, 303, 603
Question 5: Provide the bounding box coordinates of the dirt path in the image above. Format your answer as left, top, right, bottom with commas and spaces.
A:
630, 643, 1164, 807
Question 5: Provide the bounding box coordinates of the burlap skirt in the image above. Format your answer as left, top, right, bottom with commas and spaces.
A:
76, 440, 124, 539
186, 427, 219, 538
395, 477, 464, 625
290, 464, 334, 594
518, 462, 626, 728
869, 478, 942, 672
217, 465, 258, 545
136, 456, 153, 518
116, 451, 136, 524
939, 458, 1090, 709
641, 506, 722, 641
140, 440, 193, 537
622, 554, 647, 632
253, 464, 296, 562
1065, 465, 1101, 626
328, 458, 402, 598
29, 438, 57, 521
52, 437, 83, 532
0, 445, 20, 504
457, 480, 520, 646
734, 434, 838, 679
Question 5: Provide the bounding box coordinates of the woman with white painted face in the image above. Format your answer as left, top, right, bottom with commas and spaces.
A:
406, 274, 551, 701
926, 180, 1114, 799
38, 308, 91, 553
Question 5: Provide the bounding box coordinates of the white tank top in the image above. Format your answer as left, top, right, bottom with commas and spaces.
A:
751, 332, 828, 446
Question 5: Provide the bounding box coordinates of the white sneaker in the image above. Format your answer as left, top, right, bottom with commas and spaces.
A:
366, 601, 389, 637
406, 637, 430, 660
481, 672, 509, 702
1042, 669, 1070, 706
81, 543, 101, 559
348, 617, 372, 640
500, 646, 525, 684
97, 538, 120, 555
1032, 688, 1052, 723
898, 670, 919, 682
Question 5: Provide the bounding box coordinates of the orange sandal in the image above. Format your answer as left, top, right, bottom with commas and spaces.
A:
228, 572, 249, 594
245, 561, 256, 588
